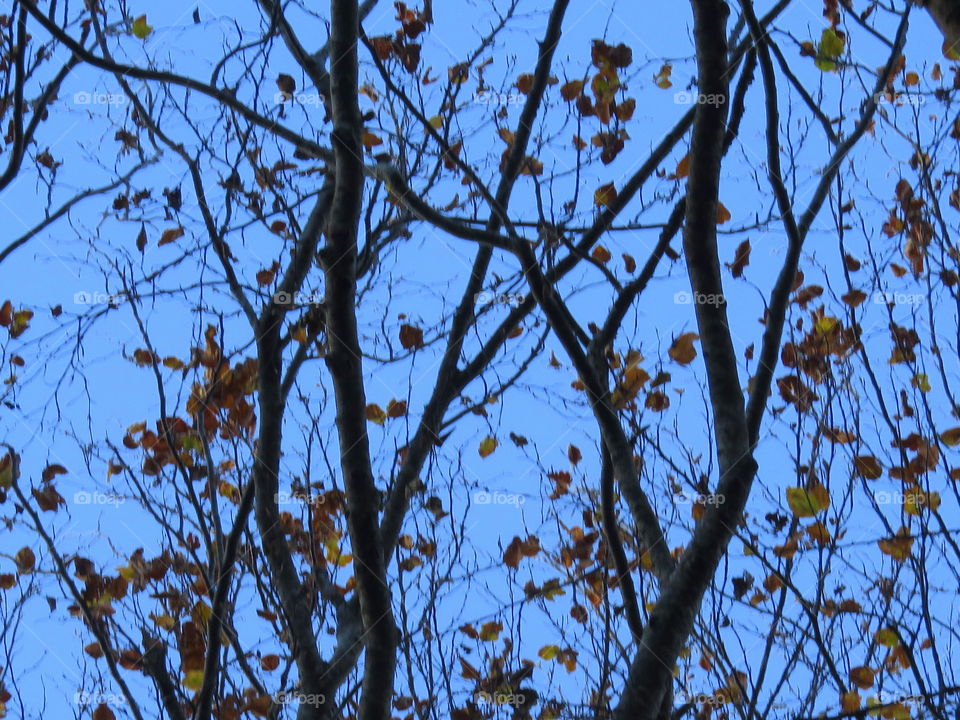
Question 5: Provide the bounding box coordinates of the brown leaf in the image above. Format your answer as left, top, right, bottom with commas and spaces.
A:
41, 464, 68, 482
276, 73, 296, 96
158, 226, 185, 246
668, 333, 699, 365
728, 239, 751, 278
399, 323, 424, 349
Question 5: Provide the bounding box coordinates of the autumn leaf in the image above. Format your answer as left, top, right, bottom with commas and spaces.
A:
478, 436, 498, 458
815, 28, 845, 71
848, 665, 875, 690
478, 621, 502, 641
15, 547, 35, 573
786, 483, 830, 517
568, 444, 582, 466
131, 15, 153, 39
560, 80, 584, 101
93, 704, 116, 720
399, 323, 424, 350
362, 130, 383, 148
878, 526, 913, 562
840, 690, 861, 713
670, 153, 691, 180
276, 74, 296, 96
591, 245, 611, 264
728, 239, 751, 278
515, 73, 534, 94
668, 333, 699, 365
386, 399, 408, 418
183, 669, 204, 691
653, 63, 673, 89
853, 456, 883, 480
940, 427, 960, 446
158, 226, 185, 246
594, 183, 617, 207
365, 404, 387, 425
715, 201, 732, 224
41, 464, 68, 482
260, 654, 281, 671
538, 644, 561, 660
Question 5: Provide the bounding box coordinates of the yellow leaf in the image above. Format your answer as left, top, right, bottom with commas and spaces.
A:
478, 436, 497, 458
815, 316, 838, 335
428, 116, 443, 129
151, 613, 176, 631
538, 644, 561, 660
182, 669, 204, 691
841, 690, 861, 713
132, 15, 153, 39
653, 63, 672, 89
594, 183, 617, 207
912, 373, 931, 392
875, 627, 899, 647
904, 71, 920, 87
786, 484, 830, 517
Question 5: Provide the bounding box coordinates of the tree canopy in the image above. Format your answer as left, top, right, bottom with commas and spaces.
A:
1, 1, 960, 720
